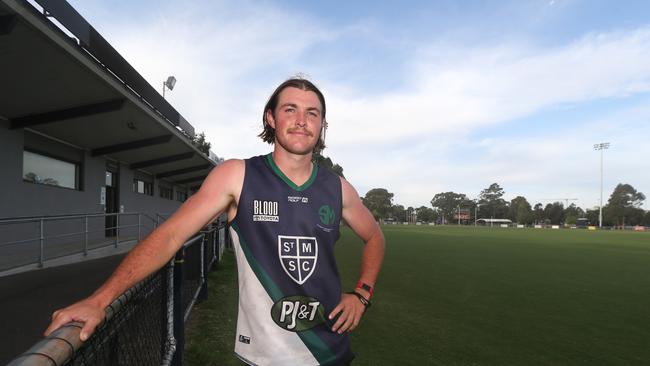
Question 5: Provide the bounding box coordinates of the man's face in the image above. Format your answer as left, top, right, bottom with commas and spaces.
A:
266, 87, 323, 156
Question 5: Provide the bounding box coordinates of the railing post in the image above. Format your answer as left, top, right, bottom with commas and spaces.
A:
163, 261, 176, 366
197, 235, 208, 302
114, 213, 119, 248
83, 216, 88, 256
38, 218, 44, 268
171, 248, 185, 366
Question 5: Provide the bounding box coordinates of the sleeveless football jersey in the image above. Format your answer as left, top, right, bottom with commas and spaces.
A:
230, 154, 353, 366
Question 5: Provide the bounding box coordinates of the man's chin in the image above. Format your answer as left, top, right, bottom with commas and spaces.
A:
277, 143, 315, 156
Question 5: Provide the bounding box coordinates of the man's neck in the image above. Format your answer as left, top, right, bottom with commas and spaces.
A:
271, 148, 314, 187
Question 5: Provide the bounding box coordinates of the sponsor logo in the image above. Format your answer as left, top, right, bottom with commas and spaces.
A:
319, 205, 335, 225
288, 196, 309, 204
271, 295, 325, 331
238, 335, 251, 344
253, 199, 279, 222
278, 235, 318, 284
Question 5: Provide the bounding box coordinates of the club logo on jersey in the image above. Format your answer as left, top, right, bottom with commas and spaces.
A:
319, 205, 335, 225
278, 235, 318, 284
271, 295, 325, 331
253, 199, 279, 222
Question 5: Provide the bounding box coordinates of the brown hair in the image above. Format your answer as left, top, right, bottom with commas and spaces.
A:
259, 77, 327, 153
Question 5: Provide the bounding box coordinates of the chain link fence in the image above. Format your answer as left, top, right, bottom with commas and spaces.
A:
7, 218, 229, 366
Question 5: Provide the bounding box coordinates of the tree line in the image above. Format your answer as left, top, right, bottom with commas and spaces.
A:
361, 183, 650, 227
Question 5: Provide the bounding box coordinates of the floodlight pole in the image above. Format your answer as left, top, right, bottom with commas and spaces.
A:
593, 142, 610, 229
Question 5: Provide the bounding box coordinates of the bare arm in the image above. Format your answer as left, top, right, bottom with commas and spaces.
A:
329, 177, 385, 333
45, 159, 244, 340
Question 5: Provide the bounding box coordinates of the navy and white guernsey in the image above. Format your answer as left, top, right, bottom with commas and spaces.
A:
230, 154, 353, 366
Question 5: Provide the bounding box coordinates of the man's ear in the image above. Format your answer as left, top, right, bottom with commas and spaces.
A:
265, 109, 276, 129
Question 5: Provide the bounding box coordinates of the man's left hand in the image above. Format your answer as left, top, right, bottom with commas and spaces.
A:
328, 292, 367, 334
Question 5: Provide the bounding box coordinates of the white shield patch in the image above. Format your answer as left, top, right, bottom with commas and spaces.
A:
278, 235, 318, 285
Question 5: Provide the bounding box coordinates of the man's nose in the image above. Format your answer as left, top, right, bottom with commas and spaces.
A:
296, 114, 306, 127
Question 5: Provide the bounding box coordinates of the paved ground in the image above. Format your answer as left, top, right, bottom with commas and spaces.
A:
0, 253, 126, 365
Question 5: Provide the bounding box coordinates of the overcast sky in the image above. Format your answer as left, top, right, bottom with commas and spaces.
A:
64, 0, 650, 210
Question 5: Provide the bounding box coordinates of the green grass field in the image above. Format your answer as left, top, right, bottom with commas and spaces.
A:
185, 226, 650, 365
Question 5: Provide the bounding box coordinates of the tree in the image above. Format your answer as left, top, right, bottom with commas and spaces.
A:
312, 153, 345, 177
478, 183, 508, 219
390, 204, 406, 222
24, 172, 59, 186
192, 132, 211, 155
509, 196, 533, 224
362, 188, 394, 221
533, 203, 544, 225
585, 208, 599, 226
563, 204, 585, 225
416, 206, 436, 223
605, 183, 646, 228
544, 202, 565, 225
644, 211, 650, 226
431, 191, 469, 224
624, 208, 646, 226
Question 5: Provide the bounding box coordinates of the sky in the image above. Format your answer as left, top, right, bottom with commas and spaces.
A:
61, 0, 650, 210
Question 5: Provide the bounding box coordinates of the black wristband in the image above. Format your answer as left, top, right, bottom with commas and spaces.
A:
347, 291, 372, 309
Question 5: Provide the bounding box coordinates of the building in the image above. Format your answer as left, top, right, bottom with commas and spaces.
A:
0, 0, 217, 272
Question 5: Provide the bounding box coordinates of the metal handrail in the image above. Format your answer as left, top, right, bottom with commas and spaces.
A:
0, 212, 150, 225
0, 212, 160, 271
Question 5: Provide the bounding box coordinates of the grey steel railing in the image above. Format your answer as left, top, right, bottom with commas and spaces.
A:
0, 212, 158, 272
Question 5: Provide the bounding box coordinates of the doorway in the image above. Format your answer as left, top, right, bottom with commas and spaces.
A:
105, 161, 119, 237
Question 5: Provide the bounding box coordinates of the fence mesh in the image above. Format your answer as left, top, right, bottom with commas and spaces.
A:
9, 221, 228, 366
68, 268, 173, 366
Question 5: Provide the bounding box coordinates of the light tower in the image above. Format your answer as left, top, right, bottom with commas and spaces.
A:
593, 142, 610, 228
162, 76, 176, 98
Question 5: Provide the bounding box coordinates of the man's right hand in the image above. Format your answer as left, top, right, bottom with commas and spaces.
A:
44, 298, 106, 341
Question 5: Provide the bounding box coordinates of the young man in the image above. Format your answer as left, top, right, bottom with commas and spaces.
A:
45, 78, 385, 365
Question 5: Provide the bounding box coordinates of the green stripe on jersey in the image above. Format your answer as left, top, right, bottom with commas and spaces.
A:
265, 153, 319, 192
231, 223, 283, 301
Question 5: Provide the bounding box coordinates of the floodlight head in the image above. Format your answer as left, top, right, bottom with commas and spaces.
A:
593, 142, 610, 150
165, 76, 177, 90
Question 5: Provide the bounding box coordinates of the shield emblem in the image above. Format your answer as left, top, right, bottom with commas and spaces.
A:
278, 235, 318, 285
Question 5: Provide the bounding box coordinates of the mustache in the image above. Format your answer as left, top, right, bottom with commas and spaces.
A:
287, 127, 314, 137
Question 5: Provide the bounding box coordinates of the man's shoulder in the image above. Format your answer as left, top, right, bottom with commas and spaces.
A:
215, 158, 245, 172
202, 159, 245, 192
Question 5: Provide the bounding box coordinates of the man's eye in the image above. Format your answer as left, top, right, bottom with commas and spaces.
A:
284, 108, 295, 113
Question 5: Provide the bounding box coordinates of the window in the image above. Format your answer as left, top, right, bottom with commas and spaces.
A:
160, 185, 173, 200
133, 179, 153, 195
23, 150, 80, 190
176, 190, 188, 202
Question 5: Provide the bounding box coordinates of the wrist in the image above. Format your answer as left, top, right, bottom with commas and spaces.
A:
355, 281, 374, 298
346, 291, 372, 310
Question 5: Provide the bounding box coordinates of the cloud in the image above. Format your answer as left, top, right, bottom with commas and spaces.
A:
326, 27, 650, 147
65, 1, 650, 209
